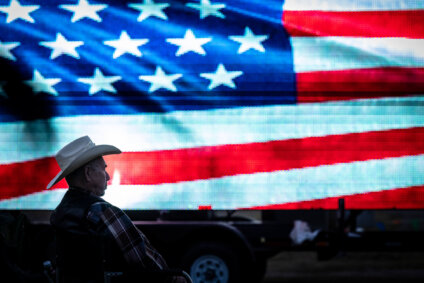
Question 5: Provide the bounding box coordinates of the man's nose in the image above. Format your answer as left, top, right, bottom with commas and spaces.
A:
106, 171, 110, 181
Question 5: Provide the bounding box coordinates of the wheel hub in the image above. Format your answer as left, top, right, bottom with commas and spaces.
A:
190, 255, 229, 283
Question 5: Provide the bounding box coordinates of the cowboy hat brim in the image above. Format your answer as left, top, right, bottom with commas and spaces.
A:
46, 144, 121, 189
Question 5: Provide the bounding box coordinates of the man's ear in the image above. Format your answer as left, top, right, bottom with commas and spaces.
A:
84, 166, 92, 183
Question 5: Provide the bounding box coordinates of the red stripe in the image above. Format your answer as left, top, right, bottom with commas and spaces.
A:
105, 127, 424, 185
1, 127, 423, 200
0, 157, 61, 201
282, 10, 424, 38
248, 185, 424, 210
297, 68, 424, 103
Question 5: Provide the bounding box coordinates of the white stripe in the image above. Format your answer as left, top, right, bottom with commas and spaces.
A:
0, 189, 67, 210
1, 155, 423, 209
283, 0, 424, 11
1, 96, 424, 164
291, 37, 424, 72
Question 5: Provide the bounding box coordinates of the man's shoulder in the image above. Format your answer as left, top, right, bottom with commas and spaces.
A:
87, 200, 125, 221
50, 189, 107, 231
89, 200, 113, 213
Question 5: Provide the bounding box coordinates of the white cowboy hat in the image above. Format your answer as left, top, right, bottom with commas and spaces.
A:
46, 136, 121, 189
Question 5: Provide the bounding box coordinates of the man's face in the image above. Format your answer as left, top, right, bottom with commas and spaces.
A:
87, 157, 110, 196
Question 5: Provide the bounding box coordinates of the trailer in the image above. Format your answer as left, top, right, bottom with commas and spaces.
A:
2, 203, 424, 283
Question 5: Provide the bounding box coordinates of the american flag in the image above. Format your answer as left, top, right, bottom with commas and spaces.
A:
0, 0, 423, 210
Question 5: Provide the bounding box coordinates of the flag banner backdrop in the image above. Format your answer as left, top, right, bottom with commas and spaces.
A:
0, 0, 423, 210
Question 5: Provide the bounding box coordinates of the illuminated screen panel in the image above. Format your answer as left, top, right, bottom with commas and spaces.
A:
0, 0, 424, 210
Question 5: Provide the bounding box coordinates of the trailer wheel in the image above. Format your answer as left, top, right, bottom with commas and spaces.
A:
181, 242, 241, 283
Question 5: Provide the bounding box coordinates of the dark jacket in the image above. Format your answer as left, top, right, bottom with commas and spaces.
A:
51, 187, 124, 283
50, 187, 104, 234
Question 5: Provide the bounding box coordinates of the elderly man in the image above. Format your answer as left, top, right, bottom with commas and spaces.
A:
48, 136, 188, 282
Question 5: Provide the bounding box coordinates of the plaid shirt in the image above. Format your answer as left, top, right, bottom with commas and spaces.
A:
86, 202, 167, 270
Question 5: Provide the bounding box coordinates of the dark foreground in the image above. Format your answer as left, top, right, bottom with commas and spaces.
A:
263, 251, 424, 283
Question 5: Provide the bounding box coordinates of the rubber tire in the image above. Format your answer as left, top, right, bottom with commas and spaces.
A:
180, 242, 242, 283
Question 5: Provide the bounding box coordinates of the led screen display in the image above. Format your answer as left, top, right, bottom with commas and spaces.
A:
1, 0, 423, 210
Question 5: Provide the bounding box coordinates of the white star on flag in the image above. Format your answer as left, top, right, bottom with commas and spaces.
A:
166, 29, 212, 56
0, 41, 20, 61
25, 70, 61, 96
229, 27, 269, 54
78, 68, 121, 95
128, 0, 169, 22
0, 0, 39, 23
0, 82, 7, 98
200, 63, 243, 90
104, 31, 149, 59
139, 66, 182, 92
186, 0, 225, 19
39, 33, 84, 60
59, 0, 108, 23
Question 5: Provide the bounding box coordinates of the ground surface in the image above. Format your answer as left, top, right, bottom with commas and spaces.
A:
263, 251, 424, 283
